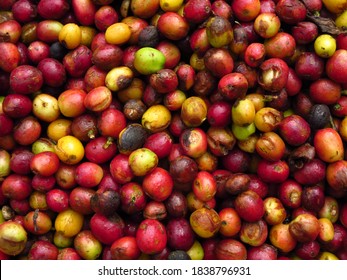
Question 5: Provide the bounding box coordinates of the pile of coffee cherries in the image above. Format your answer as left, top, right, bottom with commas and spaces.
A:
1, 0, 347, 260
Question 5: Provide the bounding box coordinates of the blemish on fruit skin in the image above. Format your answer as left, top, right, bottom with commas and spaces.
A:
182, 130, 193, 147
274, 165, 283, 172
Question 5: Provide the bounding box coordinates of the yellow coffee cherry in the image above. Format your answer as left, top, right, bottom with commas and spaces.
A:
47, 118, 72, 142
232, 98, 256, 126
55, 209, 84, 237
322, 0, 347, 14
314, 34, 336, 58
55, 135, 85, 165
32, 93, 60, 123
338, 116, 347, 141
142, 104, 172, 133
317, 251, 339, 260
335, 9, 347, 28
186, 240, 204, 260
190, 52, 205, 71
58, 23, 81, 49
105, 66, 134, 92
160, 0, 184, 12
318, 217, 334, 242
105, 22, 132, 45
80, 26, 97, 47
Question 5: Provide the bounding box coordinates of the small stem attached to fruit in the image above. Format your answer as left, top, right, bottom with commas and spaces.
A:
103, 137, 114, 149
88, 129, 96, 139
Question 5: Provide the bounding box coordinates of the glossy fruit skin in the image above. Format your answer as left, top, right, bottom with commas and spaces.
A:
269, 223, 297, 253
256, 159, 290, 184
264, 32, 296, 59
110, 236, 141, 260
326, 49, 347, 84
183, 0, 211, 24
157, 12, 189, 41
90, 213, 125, 245
69, 187, 95, 215
247, 243, 278, 260
278, 114, 311, 146
59, 23, 82, 50
218, 208, 242, 237
10, 65, 43, 95
85, 136, 118, 164
55, 135, 85, 165
54, 208, 84, 238
192, 170, 217, 202
75, 161, 104, 188
84, 86, 112, 113
30, 151, 60, 177
74, 230, 103, 260
278, 179, 303, 209
309, 78, 341, 105
314, 128, 344, 163
119, 182, 147, 215
231, 0, 261, 22
13, 116, 42, 146
133, 47, 166, 75
0, 42, 21, 73
295, 240, 321, 260
180, 96, 208, 128
128, 147, 158, 177
326, 160, 347, 192
295, 51, 325, 81
46, 189, 69, 213
9, 148, 33, 175
166, 218, 195, 251
142, 167, 173, 202
136, 219, 167, 255
218, 73, 248, 101
234, 190, 265, 223
214, 238, 247, 260
92, 44, 123, 71
291, 22, 318, 45
314, 34, 336, 58
28, 240, 59, 260
204, 47, 234, 78
58, 89, 87, 118
263, 196, 287, 226
109, 154, 134, 184
143, 131, 173, 159
2, 93, 32, 119
141, 104, 172, 133
207, 101, 231, 127
98, 108, 127, 139
57, 248, 81, 260
275, 0, 307, 25
302, 185, 325, 213
1, 174, 32, 200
